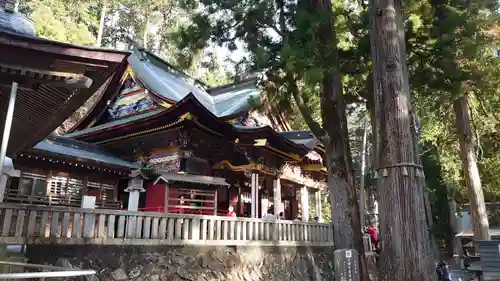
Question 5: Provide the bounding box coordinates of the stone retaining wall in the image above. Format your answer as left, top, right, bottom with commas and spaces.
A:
26, 245, 335, 281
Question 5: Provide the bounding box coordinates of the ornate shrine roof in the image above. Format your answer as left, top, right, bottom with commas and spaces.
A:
71, 49, 261, 132
64, 94, 310, 161
128, 51, 261, 118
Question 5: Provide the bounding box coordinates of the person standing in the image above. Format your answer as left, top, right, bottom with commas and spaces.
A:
227, 205, 237, 217
263, 208, 276, 221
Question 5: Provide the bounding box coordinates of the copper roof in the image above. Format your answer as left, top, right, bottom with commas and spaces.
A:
0, 30, 129, 156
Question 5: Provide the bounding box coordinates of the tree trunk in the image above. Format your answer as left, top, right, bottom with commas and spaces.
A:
447, 185, 463, 262
366, 97, 379, 226
453, 95, 490, 252
302, 0, 368, 280
96, 0, 108, 47
369, 0, 435, 279
325, 144, 354, 249
143, 10, 150, 50
359, 117, 369, 230
412, 109, 440, 260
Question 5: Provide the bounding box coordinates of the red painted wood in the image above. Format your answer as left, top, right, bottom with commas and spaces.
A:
144, 183, 166, 212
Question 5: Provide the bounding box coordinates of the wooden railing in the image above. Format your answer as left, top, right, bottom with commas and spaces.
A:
0, 204, 334, 246
5, 192, 122, 209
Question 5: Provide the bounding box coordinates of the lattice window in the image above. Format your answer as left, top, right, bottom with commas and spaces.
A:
67, 178, 84, 198
16, 172, 47, 196
49, 176, 68, 196
241, 192, 251, 203
48, 176, 84, 205
87, 182, 116, 201
100, 188, 113, 202
101, 183, 115, 201
87, 181, 102, 198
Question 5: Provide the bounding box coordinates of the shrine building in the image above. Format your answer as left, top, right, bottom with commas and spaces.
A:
3, 45, 327, 222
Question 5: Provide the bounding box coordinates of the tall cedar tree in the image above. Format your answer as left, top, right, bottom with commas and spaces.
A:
174, 0, 368, 279
426, 0, 499, 248
368, 0, 436, 280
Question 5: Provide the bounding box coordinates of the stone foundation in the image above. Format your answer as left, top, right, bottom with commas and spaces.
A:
26, 245, 335, 281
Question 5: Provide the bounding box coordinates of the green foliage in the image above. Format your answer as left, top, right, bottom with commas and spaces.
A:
308, 188, 332, 222
20, 0, 97, 45
20, 0, 229, 86
407, 0, 500, 202
172, 0, 368, 116
422, 144, 453, 250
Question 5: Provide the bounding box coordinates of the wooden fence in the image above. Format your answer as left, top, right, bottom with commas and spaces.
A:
0, 204, 334, 246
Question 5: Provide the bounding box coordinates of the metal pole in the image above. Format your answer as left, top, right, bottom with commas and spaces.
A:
0, 82, 18, 203
359, 117, 368, 230
0, 260, 96, 279
0, 270, 96, 279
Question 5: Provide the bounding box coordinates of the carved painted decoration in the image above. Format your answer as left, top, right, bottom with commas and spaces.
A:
229, 113, 260, 127
280, 164, 326, 189
149, 152, 180, 172
153, 158, 181, 173
108, 73, 158, 119
212, 160, 277, 176
227, 110, 276, 129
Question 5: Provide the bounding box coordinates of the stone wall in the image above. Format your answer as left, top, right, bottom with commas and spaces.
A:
26, 245, 335, 281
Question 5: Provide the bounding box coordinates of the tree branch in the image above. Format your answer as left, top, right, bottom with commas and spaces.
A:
474, 92, 500, 123
256, 22, 283, 37
287, 75, 327, 139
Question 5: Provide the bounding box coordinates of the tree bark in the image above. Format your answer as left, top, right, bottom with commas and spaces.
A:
366, 93, 380, 226
96, 0, 108, 47
311, 1, 368, 280
369, 0, 435, 279
447, 185, 463, 261
411, 108, 440, 260
359, 117, 369, 230
453, 95, 490, 252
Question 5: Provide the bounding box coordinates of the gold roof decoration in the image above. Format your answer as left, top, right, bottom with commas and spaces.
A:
279, 164, 326, 189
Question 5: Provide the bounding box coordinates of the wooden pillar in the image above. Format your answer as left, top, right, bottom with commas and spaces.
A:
273, 178, 281, 217
237, 185, 242, 217
301, 186, 309, 222
214, 189, 218, 216
315, 190, 322, 222
0, 174, 7, 203
164, 184, 170, 213
251, 173, 259, 218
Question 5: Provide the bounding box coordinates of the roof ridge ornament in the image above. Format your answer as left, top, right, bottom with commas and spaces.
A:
179, 112, 193, 121
3, 0, 18, 13
0, 1, 35, 36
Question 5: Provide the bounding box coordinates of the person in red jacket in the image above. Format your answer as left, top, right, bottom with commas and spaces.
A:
227, 205, 237, 217
366, 225, 379, 250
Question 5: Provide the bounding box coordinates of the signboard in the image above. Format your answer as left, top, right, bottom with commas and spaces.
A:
334, 249, 360, 281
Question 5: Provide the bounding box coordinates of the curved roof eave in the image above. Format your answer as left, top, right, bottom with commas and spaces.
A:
65, 93, 310, 158
128, 50, 261, 118
32, 137, 138, 170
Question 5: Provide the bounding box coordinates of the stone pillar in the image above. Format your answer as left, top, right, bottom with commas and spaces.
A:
315, 190, 322, 222
273, 178, 281, 217
251, 173, 259, 218
301, 186, 309, 221
125, 176, 146, 212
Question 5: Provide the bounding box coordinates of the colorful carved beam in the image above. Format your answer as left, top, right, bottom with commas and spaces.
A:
212, 160, 277, 176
